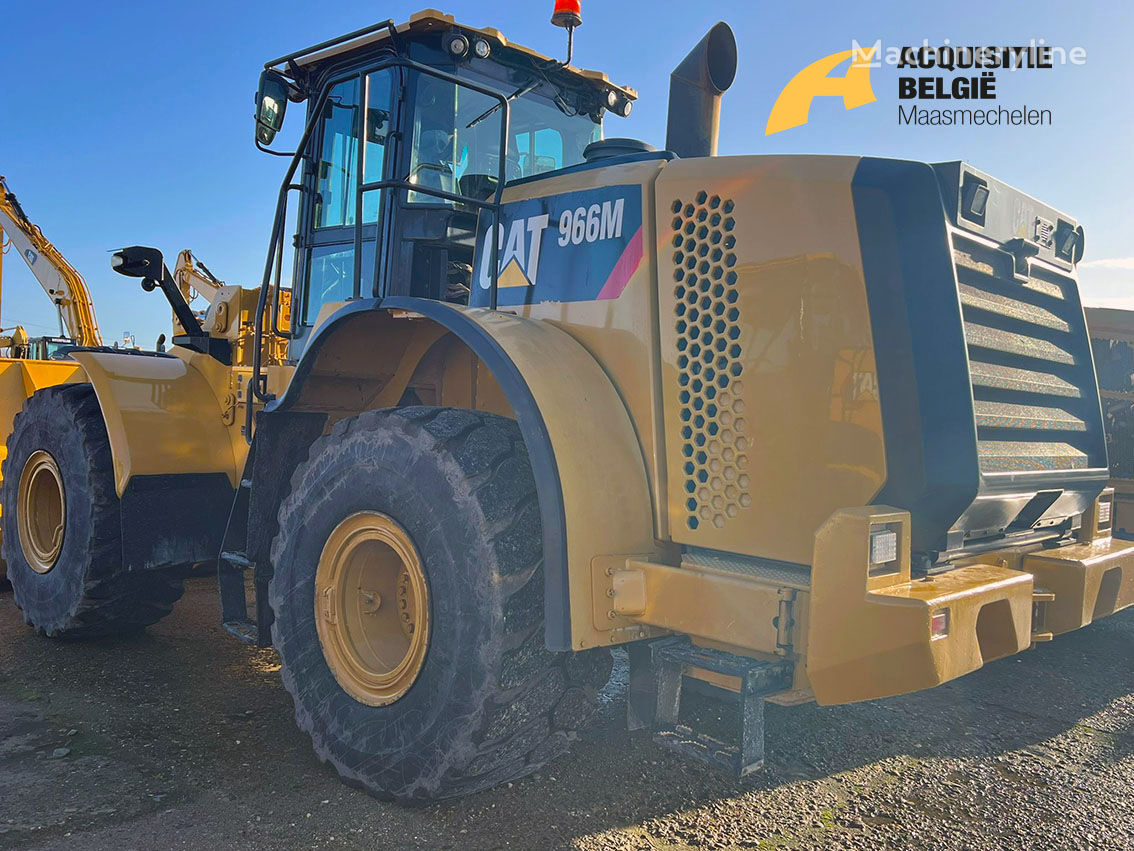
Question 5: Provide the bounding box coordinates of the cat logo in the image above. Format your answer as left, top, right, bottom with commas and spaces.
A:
472, 186, 642, 308
479, 214, 551, 291
478, 199, 627, 291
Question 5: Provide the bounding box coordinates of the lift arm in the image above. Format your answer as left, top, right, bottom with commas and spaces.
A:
0, 176, 102, 346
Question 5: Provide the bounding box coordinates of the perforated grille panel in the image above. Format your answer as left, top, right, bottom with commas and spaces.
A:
670, 193, 747, 530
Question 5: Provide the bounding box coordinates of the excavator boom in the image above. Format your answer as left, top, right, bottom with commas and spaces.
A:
0, 176, 101, 347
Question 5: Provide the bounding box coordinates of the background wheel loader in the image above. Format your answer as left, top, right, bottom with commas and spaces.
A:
1086, 306, 1134, 537
0, 177, 260, 584
2, 6, 1131, 802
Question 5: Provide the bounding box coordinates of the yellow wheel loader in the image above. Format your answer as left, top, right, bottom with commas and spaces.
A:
3, 8, 1131, 802
0, 179, 251, 585
1086, 306, 1134, 536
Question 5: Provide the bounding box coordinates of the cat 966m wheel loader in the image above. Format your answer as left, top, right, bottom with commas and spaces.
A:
3, 6, 1131, 801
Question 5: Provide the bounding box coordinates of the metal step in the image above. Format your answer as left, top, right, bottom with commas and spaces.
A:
649, 638, 793, 777
220, 551, 255, 570
222, 619, 260, 645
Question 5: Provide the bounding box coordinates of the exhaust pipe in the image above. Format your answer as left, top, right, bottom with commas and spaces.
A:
665, 22, 738, 158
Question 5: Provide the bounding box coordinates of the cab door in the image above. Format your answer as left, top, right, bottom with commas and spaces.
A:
292, 69, 395, 355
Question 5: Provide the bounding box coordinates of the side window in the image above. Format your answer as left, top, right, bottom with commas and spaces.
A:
306, 245, 355, 313
305, 243, 376, 320
303, 71, 393, 325
314, 79, 359, 229
312, 76, 392, 229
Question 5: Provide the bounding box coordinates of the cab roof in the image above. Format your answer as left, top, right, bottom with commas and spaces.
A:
267, 9, 637, 100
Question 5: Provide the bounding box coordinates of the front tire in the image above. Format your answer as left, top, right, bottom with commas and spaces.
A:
269, 407, 611, 802
1, 385, 183, 638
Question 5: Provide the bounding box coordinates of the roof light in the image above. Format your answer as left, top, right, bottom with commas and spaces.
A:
444, 33, 470, 58
605, 89, 633, 118
960, 173, 989, 225
551, 0, 582, 29
1055, 220, 1084, 264
968, 184, 989, 217
472, 38, 492, 59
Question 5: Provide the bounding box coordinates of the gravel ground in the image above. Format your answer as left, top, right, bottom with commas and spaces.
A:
1, 577, 1131, 850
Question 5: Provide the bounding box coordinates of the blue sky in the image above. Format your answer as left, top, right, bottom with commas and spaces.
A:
2, 0, 1131, 345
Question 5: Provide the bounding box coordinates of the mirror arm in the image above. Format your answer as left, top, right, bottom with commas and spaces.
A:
256, 139, 297, 157
146, 264, 206, 338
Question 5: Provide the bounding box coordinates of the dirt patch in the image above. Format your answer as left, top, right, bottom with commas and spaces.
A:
1, 578, 1131, 849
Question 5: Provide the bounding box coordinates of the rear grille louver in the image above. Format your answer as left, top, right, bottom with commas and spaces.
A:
953, 234, 1098, 473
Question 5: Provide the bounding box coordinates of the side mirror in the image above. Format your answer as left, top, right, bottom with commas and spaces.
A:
112, 246, 207, 338
255, 69, 290, 145
112, 245, 165, 290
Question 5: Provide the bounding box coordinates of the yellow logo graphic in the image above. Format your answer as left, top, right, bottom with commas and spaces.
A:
497, 257, 534, 288
765, 45, 878, 135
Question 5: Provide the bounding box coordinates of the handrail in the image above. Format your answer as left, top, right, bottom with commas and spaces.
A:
264, 19, 398, 71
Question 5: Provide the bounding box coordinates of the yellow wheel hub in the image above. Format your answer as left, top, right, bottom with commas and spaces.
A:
18, 450, 66, 574
314, 512, 430, 706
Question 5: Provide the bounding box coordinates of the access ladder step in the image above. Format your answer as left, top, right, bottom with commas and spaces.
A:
222, 619, 260, 645
650, 637, 793, 777
221, 551, 254, 570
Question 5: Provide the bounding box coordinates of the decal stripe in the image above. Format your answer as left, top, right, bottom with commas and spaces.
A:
597, 226, 644, 301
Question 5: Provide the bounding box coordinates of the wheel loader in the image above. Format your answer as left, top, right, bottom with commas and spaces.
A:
1086, 306, 1134, 537
2, 6, 1131, 802
0, 177, 267, 583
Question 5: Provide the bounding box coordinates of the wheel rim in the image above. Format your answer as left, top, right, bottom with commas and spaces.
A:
314, 512, 430, 706
18, 450, 66, 574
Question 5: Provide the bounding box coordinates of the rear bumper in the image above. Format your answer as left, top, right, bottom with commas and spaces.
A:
806, 506, 1133, 706
1023, 537, 1134, 634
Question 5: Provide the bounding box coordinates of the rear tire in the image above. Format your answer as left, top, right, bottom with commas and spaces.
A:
270, 407, 611, 802
1, 385, 184, 638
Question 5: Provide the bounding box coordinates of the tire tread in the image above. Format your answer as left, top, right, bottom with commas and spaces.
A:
271, 406, 611, 801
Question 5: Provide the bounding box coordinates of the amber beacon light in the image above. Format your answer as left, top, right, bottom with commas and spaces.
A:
551, 0, 583, 29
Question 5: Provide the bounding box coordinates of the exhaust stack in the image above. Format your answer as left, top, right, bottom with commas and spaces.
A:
665, 22, 737, 158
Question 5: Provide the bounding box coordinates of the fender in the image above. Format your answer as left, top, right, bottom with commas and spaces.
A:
271, 296, 657, 651
69, 350, 242, 494
67, 350, 239, 572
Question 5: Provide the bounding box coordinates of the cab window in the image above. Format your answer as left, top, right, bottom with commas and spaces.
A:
302, 71, 392, 325
406, 74, 503, 204
405, 73, 601, 205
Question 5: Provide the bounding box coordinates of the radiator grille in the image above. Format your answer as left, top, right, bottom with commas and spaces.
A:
670, 192, 746, 530
953, 233, 1096, 473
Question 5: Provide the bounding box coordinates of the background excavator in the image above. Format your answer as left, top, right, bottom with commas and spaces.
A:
0, 176, 103, 581
0, 176, 102, 358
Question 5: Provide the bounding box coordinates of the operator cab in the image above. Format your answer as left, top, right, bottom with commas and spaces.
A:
255, 10, 636, 356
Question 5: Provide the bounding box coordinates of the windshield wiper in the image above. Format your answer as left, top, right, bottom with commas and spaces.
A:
467, 78, 542, 129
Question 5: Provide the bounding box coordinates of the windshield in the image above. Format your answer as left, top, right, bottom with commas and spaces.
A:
407, 72, 601, 204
